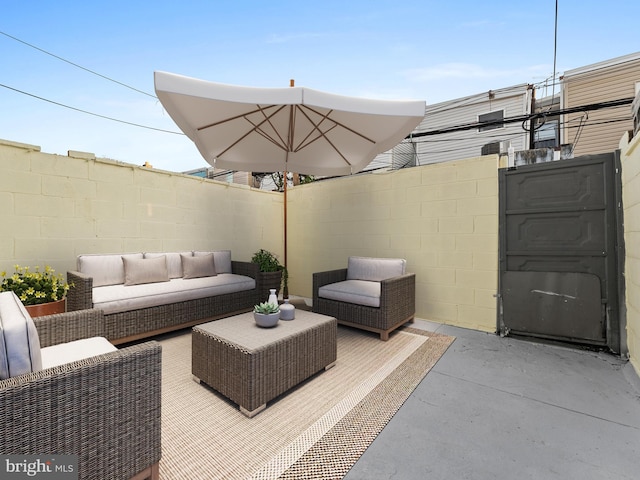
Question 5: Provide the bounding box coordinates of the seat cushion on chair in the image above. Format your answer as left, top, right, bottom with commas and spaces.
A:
0, 291, 42, 379
318, 280, 381, 308
346, 257, 406, 282
41, 337, 117, 369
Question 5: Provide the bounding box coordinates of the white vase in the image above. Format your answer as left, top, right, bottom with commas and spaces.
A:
279, 299, 295, 320
267, 288, 278, 307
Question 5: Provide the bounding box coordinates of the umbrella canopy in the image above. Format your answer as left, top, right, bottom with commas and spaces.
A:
154, 71, 426, 176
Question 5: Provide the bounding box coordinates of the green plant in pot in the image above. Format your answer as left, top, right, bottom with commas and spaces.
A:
251, 249, 287, 300
253, 302, 280, 328
0, 265, 71, 305
0, 265, 72, 317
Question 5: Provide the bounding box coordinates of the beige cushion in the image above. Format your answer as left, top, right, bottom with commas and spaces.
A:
77, 253, 143, 287
182, 253, 217, 279
92, 274, 255, 314
346, 256, 406, 282
41, 337, 117, 369
194, 250, 232, 274
318, 280, 381, 308
0, 291, 42, 379
123, 256, 170, 286
144, 252, 192, 279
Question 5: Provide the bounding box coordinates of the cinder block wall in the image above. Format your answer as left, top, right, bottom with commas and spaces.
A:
620, 132, 640, 373
288, 155, 499, 332
0, 139, 284, 277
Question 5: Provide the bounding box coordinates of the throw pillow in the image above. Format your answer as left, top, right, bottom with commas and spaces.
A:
123, 255, 170, 286
194, 250, 232, 274
181, 253, 217, 279
77, 253, 143, 286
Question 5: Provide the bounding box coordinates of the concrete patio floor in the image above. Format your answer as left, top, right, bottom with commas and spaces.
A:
345, 318, 640, 480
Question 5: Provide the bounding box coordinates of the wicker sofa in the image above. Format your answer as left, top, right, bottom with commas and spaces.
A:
67, 250, 260, 344
0, 293, 161, 480
312, 256, 416, 340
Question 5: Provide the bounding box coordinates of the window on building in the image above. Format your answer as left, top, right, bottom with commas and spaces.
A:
478, 110, 504, 132
533, 120, 560, 149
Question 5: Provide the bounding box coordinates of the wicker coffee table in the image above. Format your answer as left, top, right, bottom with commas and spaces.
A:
192, 309, 337, 417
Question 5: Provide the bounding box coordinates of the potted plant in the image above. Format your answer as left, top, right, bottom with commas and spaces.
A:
253, 302, 280, 328
251, 249, 286, 301
0, 265, 71, 317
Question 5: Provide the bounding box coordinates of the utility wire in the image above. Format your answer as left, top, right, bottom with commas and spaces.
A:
0, 83, 183, 135
408, 97, 634, 138
0, 30, 157, 98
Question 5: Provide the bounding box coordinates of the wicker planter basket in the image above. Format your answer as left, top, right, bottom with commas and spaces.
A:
257, 271, 283, 304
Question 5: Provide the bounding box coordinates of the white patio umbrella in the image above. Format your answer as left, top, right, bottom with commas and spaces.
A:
154, 71, 425, 291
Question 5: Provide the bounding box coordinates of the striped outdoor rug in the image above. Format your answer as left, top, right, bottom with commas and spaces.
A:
158, 324, 454, 479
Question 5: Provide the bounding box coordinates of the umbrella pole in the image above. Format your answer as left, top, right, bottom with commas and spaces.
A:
283, 170, 289, 299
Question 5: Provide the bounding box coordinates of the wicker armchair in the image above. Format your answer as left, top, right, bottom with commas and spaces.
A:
312, 257, 416, 341
0, 308, 162, 480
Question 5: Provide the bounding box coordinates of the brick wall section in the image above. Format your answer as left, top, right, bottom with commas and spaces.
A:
3, 136, 639, 376
620, 132, 640, 374
288, 155, 499, 332
0, 139, 284, 276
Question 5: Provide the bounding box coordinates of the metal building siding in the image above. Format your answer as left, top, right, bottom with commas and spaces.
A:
414, 85, 530, 165
562, 56, 640, 156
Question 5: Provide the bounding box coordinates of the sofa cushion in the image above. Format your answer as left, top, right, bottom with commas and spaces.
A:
346, 256, 406, 282
144, 252, 192, 279
0, 291, 42, 379
123, 255, 170, 286
194, 250, 232, 274
78, 253, 143, 287
41, 336, 117, 369
92, 274, 256, 314
182, 253, 217, 279
318, 279, 381, 308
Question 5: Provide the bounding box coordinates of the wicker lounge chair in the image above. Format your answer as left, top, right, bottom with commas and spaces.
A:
312, 256, 416, 340
0, 302, 161, 480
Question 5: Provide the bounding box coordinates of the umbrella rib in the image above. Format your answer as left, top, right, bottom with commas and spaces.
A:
197, 105, 278, 131
301, 105, 378, 144
198, 104, 291, 157
293, 105, 373, 166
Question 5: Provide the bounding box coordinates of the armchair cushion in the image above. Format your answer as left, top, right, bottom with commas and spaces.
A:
41, 336, 116, 369
0, 292, 42, 379
318, 279, 381, 308
347, 256, 406, 282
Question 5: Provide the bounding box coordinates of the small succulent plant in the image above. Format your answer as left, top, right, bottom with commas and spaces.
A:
253, 302, 280, 314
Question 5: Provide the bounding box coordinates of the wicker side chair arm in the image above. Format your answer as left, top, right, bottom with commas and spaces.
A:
33, 309, 106, 348
312, 269, 348, 305
379, 273, 416, 310
66, 270, 93, 311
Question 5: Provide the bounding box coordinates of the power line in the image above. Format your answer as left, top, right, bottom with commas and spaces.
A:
0, 30, 156, 98
0, 83, 183, 135
408, 97, 634, 138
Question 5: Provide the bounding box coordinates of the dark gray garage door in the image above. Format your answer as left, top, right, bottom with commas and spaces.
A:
498, 153, 623, 352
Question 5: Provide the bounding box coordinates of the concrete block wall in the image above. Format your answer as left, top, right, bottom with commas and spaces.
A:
620, 132, 640, 373
0, 139, 284, 277
288, 155, 499, 332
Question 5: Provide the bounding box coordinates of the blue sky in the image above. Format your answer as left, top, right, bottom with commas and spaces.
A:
1, 0, 639, 172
